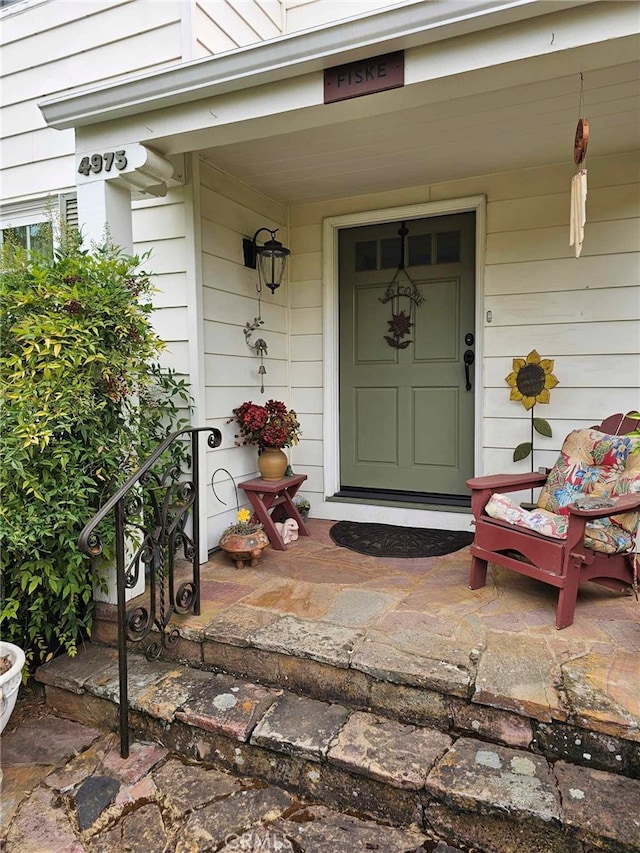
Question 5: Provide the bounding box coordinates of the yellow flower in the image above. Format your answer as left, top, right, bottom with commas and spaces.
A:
506, 349, 559, 411
237, 508, 251, 524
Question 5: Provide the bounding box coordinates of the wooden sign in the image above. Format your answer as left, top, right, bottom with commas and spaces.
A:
324, 51, 404, 104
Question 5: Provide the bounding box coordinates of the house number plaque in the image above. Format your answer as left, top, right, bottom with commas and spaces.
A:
77, 150, 128, 176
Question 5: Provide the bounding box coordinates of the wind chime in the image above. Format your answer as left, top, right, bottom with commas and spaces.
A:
570, 73, 589, 259
244, 317, 268, 393
243, 271, 269, 393
379, 221, 424, 348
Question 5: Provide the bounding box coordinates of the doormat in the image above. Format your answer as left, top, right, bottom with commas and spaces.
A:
329, 521, 474, 558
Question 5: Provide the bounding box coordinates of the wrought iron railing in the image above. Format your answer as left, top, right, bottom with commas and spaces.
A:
78, 427, 221, 758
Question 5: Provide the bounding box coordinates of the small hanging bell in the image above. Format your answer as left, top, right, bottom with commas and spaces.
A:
258, 363, 266, 394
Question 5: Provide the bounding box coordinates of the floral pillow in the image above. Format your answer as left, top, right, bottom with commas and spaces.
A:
485, 493, 568, 538
537, 429, 640, 533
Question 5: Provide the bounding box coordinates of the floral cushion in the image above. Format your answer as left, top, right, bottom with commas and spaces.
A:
537, 429, 640, 534
485, 493, 635, 554
584, 524, 635, 555
483, 429, 640, 555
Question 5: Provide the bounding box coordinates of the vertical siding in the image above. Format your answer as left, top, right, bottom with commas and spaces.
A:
0, 0, 183, 204
198, 159, 288, 543
288, 151, 640, 511
194, 0, 282, 57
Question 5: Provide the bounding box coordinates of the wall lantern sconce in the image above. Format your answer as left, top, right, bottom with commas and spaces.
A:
243, 227, 290, 293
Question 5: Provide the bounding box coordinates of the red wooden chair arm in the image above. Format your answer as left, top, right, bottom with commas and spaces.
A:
467, 471, 549, 519
567, 492, 640, 519
467, 471, 548, 493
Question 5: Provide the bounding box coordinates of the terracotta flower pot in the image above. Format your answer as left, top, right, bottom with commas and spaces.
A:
219, 528, 269, 569
258, 447, 288, 481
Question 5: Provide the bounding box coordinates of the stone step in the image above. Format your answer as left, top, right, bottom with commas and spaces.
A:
92, 605, 640, 782
1, 713, 440, 853
37, 645, 640, 853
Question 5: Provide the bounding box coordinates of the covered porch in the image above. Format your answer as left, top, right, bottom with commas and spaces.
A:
37, 0, 640, 561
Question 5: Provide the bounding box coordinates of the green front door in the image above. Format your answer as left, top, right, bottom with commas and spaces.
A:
339, 213, 476, 499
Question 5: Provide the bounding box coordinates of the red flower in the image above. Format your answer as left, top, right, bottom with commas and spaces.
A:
229, 400, 301, 450
265, 399, 287, 416
236, 402, 267, 432
261, 423, 288, 447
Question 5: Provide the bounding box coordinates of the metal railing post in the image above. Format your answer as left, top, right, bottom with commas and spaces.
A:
114, 497, 129, 759
79, 426, 222, 759
191, 429, 201, 617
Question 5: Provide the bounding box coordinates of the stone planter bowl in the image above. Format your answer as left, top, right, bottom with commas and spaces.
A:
0, 641, 26, 734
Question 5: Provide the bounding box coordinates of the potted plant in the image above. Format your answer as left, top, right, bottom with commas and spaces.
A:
218, 509, 270, 569
0, 641, 26, 733
230, 399, 301, 481
294, 498, 311, 521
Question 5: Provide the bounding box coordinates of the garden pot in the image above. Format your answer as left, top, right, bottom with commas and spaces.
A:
258, 447, 288, 481
0, 641, 26, 734
219, 528, 270, 569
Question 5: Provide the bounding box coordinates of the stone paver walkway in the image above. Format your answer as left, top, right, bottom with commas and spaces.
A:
1, 712, 450, 853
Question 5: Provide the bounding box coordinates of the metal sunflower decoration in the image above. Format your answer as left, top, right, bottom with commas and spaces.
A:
506, 349, 559, 465
385, 310, 413, 349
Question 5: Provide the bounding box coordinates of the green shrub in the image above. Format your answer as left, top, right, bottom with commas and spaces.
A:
0, 231, 190, 673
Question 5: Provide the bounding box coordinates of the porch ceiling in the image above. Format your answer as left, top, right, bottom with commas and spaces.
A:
199, 54, 640, 203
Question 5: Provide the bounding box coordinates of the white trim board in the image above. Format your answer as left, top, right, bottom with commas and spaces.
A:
321, 195, 486, 530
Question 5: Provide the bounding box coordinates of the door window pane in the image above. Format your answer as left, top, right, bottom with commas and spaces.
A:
380, 237, 401, 269
408, 233, 431, 266
355, 240, 377, 271
436, 231, 460, 264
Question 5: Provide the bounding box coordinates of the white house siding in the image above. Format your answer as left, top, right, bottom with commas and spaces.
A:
284, 0, 406, 32
194, 0, 282, 57
0, 0, 185, 206
288, 150, 640, 513
197, 158, 289, 541
131, 189, 191, 379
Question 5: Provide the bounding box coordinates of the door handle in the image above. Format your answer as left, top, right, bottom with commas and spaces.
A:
463, 349, 475, 391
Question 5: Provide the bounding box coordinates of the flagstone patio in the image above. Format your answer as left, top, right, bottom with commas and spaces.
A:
94, 517, 640, 754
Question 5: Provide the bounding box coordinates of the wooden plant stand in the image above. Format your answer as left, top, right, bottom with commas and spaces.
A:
238, 474, 310, 550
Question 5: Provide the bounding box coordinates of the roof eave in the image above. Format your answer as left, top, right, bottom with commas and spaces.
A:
39, 0, 595, 130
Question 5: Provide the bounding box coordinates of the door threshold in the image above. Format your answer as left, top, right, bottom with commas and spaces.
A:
329, 487, 471, 514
